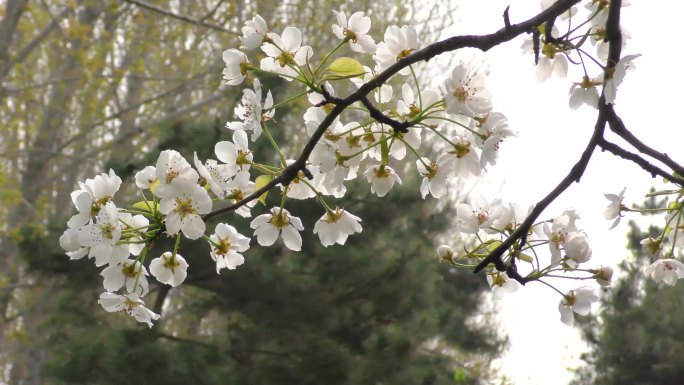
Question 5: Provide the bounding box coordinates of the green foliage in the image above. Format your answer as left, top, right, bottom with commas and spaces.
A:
20, 113, 501, 384
3, 0, 480, 383
573, 221, 684, 385
31, 176, 499, 385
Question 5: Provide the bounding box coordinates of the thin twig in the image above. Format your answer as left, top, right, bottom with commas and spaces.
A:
606, 108, 684, 177
204, 0, 583, 221
474, 0, 623, 282
122, 0, 238, 35
598, 139, 684, 184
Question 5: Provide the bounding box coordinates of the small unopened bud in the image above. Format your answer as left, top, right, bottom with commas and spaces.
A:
437, 245, 454, 262
592, 266, 613, 286
641, 237, 662, 257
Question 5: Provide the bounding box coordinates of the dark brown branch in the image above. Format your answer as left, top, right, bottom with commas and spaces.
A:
503, 6, 512, 30
122, 0, 238, 35
473, 101, 611, 279
157, 332, 215, 348
204, 0, 582, 221
360, 97, 411, 133
598, 139, 684, 184
606, 109, 684, 177
152, 285, 170, 315
474, 0, 623, 280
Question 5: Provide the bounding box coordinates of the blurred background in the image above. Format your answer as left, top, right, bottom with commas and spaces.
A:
0, 1, 503, 384
3, 1, 683, 385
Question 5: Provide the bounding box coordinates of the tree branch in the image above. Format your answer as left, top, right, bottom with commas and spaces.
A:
204, 0, 583, 220
0, 6, 72, 81
122, 0, 238, 35
598, 139, 684, 184
360, 97, 411, 133
606, 108, 684, 177
71, 90, 227, 164
474, 0, 623, 281
57, 82, 188, 152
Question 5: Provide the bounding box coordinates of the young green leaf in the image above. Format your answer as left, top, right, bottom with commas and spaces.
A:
255, 175, 274, 205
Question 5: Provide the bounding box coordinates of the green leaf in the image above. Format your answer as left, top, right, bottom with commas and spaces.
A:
255, 175, 273, 205
518, 252, 534, 263
150, 179, 160, 195
486, 240, 502, 252
132, 200, 158, 213
325, 57, 365, 80
453, 368, 469, 383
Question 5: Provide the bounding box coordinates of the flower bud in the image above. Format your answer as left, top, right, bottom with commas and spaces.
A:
593, 266, 613, 286
641, 237, 662, 257
437, 245, 454, 262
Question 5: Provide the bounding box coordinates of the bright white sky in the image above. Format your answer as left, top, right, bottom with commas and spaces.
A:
443, 1, 684, 384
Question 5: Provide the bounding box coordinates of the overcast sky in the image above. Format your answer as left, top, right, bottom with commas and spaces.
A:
443, 1, 684, 383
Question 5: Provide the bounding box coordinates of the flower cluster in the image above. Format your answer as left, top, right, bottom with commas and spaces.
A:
439, 199, 604, 324
60, 4, 676, 330
527, 0, 637, 108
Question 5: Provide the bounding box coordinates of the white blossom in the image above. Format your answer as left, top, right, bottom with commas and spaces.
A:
487, 272, 520, 298
313, 208, 363, 246
603, 187, 626, 229
437, 245, 454, 261
282, 160, 318, 200
445, 64, 492, 116
604, 54, 640, 105
154, 150, 199, 198
215, 130, 253, 177
101, 259, 149, 296
149, 252, 188, 287
374, 25, 418, 75
456, 194, 503, 234
593, 266, 614, 286
564, 232, 592, 268
569, 76, 601, 110
260, 27, 313, 80
644, 259, 684, 286
193, 153, 232, 199
209, 223, 250, 273
78, 202, 129, 266
99, 292, 160, 328
585, 0, 632, 28
544, 209, 581, 264
67, 169, 122, 229
441, 136, 481, 179
226, 78, 274, 141
239, 14, 268, 50
158, 180, 212, 240
59, 227, 88, 260
536, 48, 568, 82
223, 171, 256, 218
416, 157, 452, 199
641, 237, 663, 257
135, 166, 157, 190
541, 0, 577, 19
332, 11, 376, 53
303, 105, 343, 137
222, 49, 250, 85
472, 112, 515, 169
558, 287, 599, 326
250, 207, 305, 251
364, 165, 402, 197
